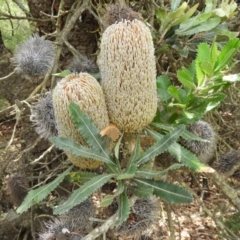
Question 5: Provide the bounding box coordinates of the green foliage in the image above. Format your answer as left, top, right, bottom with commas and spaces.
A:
155, 0, 238, 57
49, 103, 193, 219
17, 166, 73, 214
0, 0, 33, 51
134, 179, 193, 204
156, 39, 240, 124
224, 212, 240, 235
54, 173, 115, 214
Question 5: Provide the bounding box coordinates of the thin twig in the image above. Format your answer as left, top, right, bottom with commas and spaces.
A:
30, 145, 54, 165
0, 70, 16, 81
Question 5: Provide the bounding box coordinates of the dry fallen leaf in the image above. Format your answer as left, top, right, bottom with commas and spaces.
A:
198, 166, 215, 173
100, 124, 121, 141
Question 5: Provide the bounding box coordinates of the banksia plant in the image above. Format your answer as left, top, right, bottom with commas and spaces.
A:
13, 34, 55, 79
102, 4, 143, 30
67, 55, 99, 74
216, 151, 240, 180
52, 72, 110, 169
30, 92, 58, 139
180, 120, 215, 163
6, 174, 29, 207
39, 199, 95, 240
98, 19, 158, 132
116, 197, 159, 239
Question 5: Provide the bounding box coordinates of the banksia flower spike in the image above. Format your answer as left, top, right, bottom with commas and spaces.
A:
13, 34, 55, 79
181, 120, 216, 163
30, 92, 58, 139
6, 174, 29, 207
216, 150, 240, 180
98, 19, 158, 132
102, 4, 143, 30
52, 72, 110, 169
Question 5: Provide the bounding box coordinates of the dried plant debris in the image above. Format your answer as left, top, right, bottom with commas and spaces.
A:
181, 120, 216, 163
30, 92, 58, 139
13, 34, 55, 80
39, 199, 95, 240
216, 150, 240, 180
6, 173, 29, 207
102, 4, 143, 30
67, 55, 99, 74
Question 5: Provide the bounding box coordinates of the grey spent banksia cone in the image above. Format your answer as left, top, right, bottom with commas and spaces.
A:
98, 19, 158, 132
38, 199, 95, 240
101, 4, 143, 30
216, 150, 240, 180
52, 72, 110, 169
116, 197, 159, 239
30, 92, 58, 139
181, 120, 215, 163
13, 34, 55, 79
6, 174, 29, 207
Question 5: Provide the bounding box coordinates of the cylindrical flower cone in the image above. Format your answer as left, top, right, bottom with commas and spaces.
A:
98, 19, 158, 132
52, 73, 110, 169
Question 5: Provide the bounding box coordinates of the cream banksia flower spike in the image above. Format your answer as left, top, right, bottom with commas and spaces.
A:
98, 19, 158, 132
52, 73, 110, 169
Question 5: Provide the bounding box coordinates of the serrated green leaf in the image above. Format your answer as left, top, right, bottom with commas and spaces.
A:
147, 128, 207, 171
176, 17, 221, 36
17, 167, 73, 214
161, 2, 188, 31
150, 123, 209, 142
168, 143, 206, 171
116, 190, 130, 227
195, 60, 205, 87
50, 137, 117, 172
211, 42, 218, 66
170, 0, 181, 11
137, 125, 185, 166
155, 8, 167, 22
177, 67, 196, 90
177, 12, 212, 32
100, 181, 124, 207
215, 38, 240, 71
136, 163, 184, 179
168, 86, 181, 102
114, 134, 123, 160
129, 181, 154, 198
68, 103, 111, 159
52, 70, 71, 77
54, 174, 114, 214
157, 76, 171, 102
135, 179, 193, 204
171, 4, 199, 26
127, 136, 141, 169
117, 165, 138, 180
201, 60, 213, 76
66, 171, 97, 184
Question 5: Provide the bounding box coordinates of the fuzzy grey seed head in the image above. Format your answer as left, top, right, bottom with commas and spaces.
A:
180, 120, 215, 163
13, 34, 55, 79
67, 55, 99, 74
117, 197, 159, 239
216, 151, 240, 180
39, 199, 95, 240
6, 174, 29, 207
59, 198, 95, 230
30, 92, 58, 139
